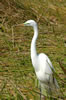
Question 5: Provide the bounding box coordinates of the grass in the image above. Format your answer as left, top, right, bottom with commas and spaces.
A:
0, 0, 66, 99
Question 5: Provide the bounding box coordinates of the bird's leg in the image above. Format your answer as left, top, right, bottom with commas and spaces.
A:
41, 86, 47, 100
40, 85, 41, 100
40, 85, 46, 100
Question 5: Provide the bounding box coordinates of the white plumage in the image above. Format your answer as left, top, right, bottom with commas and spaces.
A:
23, 20, 59, 98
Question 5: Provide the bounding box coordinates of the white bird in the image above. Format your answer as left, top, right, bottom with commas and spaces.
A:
22, 20, 59, 99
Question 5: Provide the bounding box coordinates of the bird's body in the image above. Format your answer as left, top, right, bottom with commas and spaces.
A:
34, 53, 52, 83
23, 20, 59, 98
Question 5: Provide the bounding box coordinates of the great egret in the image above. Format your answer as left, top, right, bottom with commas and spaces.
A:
22, 20, 59, 99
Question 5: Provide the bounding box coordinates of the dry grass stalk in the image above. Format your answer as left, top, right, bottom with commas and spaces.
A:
12, 26, 15, 48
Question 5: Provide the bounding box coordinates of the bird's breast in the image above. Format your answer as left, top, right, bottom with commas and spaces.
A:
31, 56, 40, 72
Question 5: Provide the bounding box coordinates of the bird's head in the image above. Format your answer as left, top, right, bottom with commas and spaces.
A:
23, 20, 37, 27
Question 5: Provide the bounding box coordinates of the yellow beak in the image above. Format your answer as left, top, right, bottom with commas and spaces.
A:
18, 23, 24, 26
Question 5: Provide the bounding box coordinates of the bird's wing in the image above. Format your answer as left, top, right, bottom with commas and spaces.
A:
46, 58, 59, 88
46, 57, 55, 73
38, 53, 55, 73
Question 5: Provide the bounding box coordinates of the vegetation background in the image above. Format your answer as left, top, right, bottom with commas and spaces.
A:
0, 0, 66, 99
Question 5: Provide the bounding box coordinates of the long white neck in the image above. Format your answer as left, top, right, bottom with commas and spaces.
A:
31, 24, 38, 61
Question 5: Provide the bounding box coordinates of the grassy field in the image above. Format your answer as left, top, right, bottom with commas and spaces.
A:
0, 0, 66, 99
